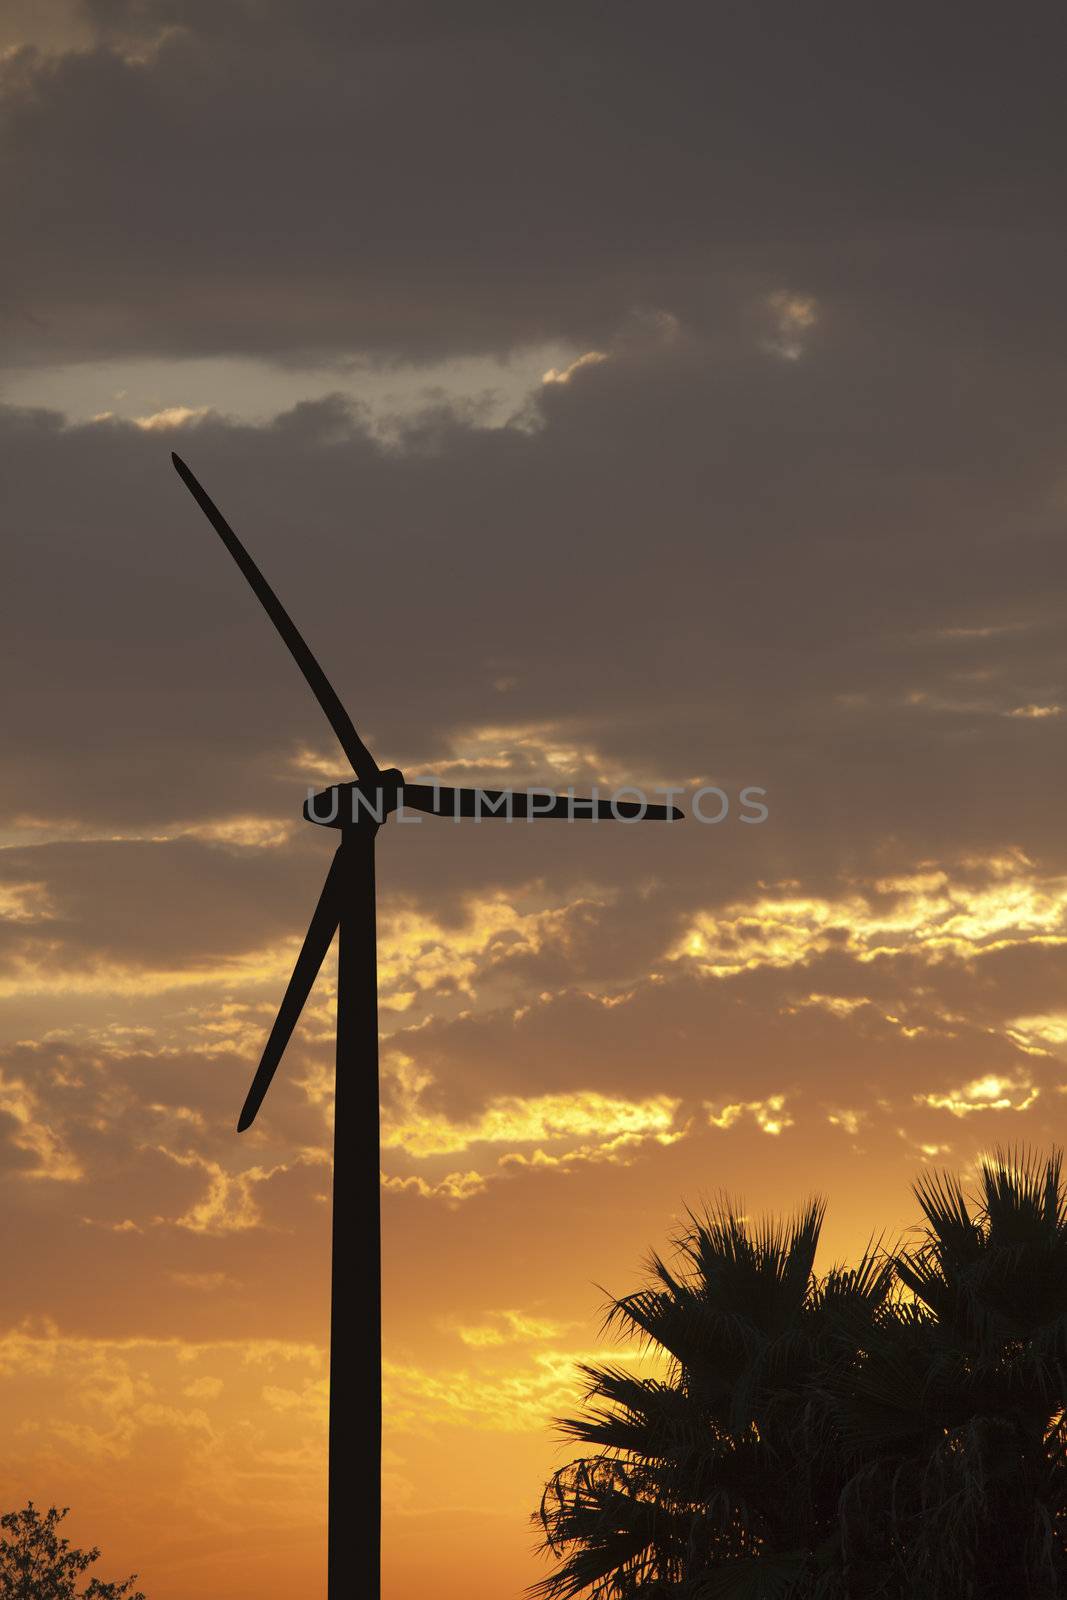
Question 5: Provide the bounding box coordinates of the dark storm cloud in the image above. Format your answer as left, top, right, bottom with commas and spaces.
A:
5, 1, 1067, 365
6, 289, 1067, 893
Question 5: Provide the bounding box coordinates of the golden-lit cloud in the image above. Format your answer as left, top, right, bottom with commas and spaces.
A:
0, 941, 305, 1000
497, 1124, 687, 1172
542, 350, 609, 385
377, 1077, 689, 1203
132, 405, 211, 431
160, 1150, 291, 1234
0, 880, 54, 921
0, 854, 611, 1030
827, 1108, 865, 1136
382, 1073, 682, 1159
1007, 1012, 1067, 1052
385, 1344, 661, 1436
915, 1072, 1039, 1117
378, 892, 606, 1012
380, 1169, 491, 1203
183, 1374, 224, 1399
705, 1093, 793, 1136
763, 289, 818, 360
168, 1271, 240, 1292
445, 1309, 575, 1348
671, 854, 1067, 978
0, 1068, 83, 1181
6, 814, 295, 849
400, 718, 666, 790
0, 1324, 327, 1554
176, 817, 297, 848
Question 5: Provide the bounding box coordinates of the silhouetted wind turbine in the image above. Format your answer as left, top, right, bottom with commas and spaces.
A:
170, 452, 683, 1600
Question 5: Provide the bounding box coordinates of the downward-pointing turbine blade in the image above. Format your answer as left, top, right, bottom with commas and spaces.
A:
401, 785, 683, 820
237, 851, 344, 1132
171, 453, 380, 783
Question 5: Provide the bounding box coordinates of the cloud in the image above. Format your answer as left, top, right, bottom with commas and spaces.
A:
445, 1309, 575, 1348
0, 1067, 83, 1180
542, 351, 609, 386
706, 1094, 794, 1136
182, 1373, 223, 1399
0, 1323, 328, 1561
159, 1149, 296, 1235
1007, 703, 1063, 719
132, 405, 211, 431
762, 291, 818, 361
915, 1072, 1039, 1117
5, 6, 1067, 373
381, 1076, 682, 1160
670, 857, 1067, 979
384, 1344, 660, 1436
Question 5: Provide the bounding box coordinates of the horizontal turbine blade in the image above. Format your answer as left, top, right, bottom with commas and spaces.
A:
400, 785, 683, 821
237, 851, 344, 1132
171, 453, 380, 784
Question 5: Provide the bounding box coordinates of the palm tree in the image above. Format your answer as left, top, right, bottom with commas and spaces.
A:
533, 1198, 893, 1598
829, 1147, 1067, 1598
533, 1150, 1067, 1599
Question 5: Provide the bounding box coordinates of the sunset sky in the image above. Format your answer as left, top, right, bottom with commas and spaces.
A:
6, 4, 1067, 1596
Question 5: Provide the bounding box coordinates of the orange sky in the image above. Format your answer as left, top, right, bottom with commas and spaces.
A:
5, 819, 1067, 1597
6, 4, 1067, 1597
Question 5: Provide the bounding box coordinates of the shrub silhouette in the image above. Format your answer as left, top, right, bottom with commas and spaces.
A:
0, 1504, 145, 1600
533, 1147, 1067, 1598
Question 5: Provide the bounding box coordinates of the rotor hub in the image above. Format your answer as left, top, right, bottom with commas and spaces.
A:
304, 769, 406, 829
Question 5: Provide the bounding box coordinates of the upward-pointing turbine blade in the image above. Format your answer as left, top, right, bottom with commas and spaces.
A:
401, 785, 683, 820
171, 453, 380, 783
237, 850, 345, 1132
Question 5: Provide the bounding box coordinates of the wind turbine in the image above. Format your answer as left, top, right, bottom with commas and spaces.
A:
170, 452, 683, 1599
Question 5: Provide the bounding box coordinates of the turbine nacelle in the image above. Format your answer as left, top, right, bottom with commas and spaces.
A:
304, 769, 406, 828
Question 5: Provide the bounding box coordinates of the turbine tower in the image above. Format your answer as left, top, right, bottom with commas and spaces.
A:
170, 452, 683, 1599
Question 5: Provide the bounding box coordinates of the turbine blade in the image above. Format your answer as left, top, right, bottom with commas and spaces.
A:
236, 851, 344, 1132
400, 785, 683, 821
171, 453, 380, 782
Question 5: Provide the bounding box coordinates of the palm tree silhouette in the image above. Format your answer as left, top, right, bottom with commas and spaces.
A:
533, 1149, 1067, 1599
832, 1147, 1067, 1597
534, 1197, 892, 1597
